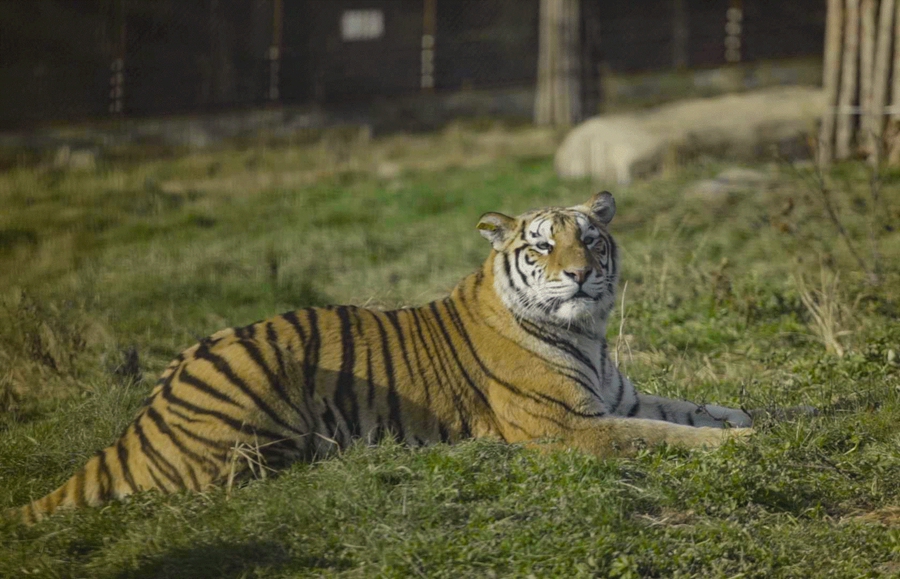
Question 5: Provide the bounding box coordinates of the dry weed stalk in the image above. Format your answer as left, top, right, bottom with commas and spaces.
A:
225, 435, 278, 498
794, 267, 853, 357
614, 281, 632, 369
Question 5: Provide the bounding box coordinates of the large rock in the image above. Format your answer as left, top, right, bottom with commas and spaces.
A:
555, 86, 825, 184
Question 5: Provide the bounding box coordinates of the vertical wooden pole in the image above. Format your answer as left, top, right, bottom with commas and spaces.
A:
535, 0, 554, 126
890, 0, 900, 163
869, 0, 895, 165
818, 0, 843, 167
892, 0, 900, 125
535, 0, 580, 127
559, 0, 580, 123
858, 0, 876, 153
836, 0, 860, 160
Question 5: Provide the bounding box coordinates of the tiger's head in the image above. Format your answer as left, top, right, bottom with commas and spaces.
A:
477, 192, 618, 333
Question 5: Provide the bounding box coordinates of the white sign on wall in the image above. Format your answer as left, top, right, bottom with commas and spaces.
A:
341, 10, 385, 41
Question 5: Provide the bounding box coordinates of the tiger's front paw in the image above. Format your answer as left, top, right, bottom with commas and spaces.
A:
691, 426, 754, 448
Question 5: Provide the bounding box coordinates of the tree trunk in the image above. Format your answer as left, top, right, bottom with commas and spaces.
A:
889, 0, 900, 164
819, 0, 844, 167
535, 0, 581, 127
836, 0, 860, 160
858, 0, 877, 155
869, 0, 895, 165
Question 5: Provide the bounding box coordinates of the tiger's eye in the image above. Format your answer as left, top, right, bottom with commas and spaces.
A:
535, 241, 552, 252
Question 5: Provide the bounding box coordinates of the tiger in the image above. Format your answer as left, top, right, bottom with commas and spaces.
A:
9, 191, 753, 524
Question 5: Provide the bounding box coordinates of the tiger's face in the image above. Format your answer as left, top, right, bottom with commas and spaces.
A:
477, 192, 618, 332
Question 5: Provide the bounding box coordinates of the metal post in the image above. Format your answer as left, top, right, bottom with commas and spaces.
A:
109, 0, 126, 115
725, 0, 742, 63
421, 0, 436, 91
269, 0, 283, 103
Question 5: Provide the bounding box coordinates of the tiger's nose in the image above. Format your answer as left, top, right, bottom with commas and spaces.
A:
564, 268, 589, 284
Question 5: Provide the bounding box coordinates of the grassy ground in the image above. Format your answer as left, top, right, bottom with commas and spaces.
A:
1, 124, 900, 577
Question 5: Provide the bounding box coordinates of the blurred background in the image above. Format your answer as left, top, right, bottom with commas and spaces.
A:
0, 0, 826, 134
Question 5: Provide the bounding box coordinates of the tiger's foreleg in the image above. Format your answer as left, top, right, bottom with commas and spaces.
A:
631, 393, 753, 428
556, 416, 752, 458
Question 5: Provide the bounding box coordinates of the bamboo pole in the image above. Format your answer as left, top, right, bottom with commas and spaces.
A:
869, 0, 895, 165
836, 0, 860, 160
858, 0, 876, 154
819, 0, 844, 167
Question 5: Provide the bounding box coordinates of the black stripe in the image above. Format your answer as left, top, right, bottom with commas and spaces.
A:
171, 424, 229, 464
513, 247, 532, 287
115, 436, 139, 493
161, 385, 287, 442
146, 406, 220, 476
334, 306, 362, 438
659, 406, 669, 423
235, 324, 257, 340
518, 318, 595, 370
445, 301, 602, 418
418, 307, 476, 437
320, 403, 343, 447
281, 310, 308, 347
133, 418, 186, 490
237, 338, 304, 418
183, 460, 201, 491
303, 309, 321, 398
429, 301, 490, 408
194, 342, 304, 435
166, 405, 202, 424
501, 252, 513, 285
610, 373, 625, 413
177, 366, 244, 409
73, 465, 87, 507
412, 308, 471, 438
626, 398, 641, 418
371, 313, 405, 440
474, 268, 485, 289
686, 411, 695, 426
365, 344, 375, 409
96, 450, 113, 502
266, 322, 289, 377
408, 309, 438, 405
146, 467, 169, 493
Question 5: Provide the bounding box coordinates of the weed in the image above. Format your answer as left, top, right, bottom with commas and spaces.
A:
794, 266, 854, 357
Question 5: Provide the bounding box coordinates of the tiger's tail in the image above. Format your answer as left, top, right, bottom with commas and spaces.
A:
8, 435, 158, 525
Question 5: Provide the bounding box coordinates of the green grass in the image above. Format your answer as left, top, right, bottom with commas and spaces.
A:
1, 131, 900, 577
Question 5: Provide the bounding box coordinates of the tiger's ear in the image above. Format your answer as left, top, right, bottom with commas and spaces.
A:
586, 191, 616, 225
476, 212, 516, 249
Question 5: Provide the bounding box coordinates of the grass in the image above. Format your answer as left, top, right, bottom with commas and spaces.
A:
1, 125, 900, 577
